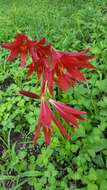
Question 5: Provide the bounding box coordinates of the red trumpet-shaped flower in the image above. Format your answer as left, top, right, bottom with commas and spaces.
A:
26, 38, 52, 79
43, 48, 95, 94
55, 49, 95, 91
27, 48, 62, 95
26, 46, 95, 94
19, 90, 86, 144
2, 33, 36, 67
19, 90, 71, 144
34, 97, 74, 144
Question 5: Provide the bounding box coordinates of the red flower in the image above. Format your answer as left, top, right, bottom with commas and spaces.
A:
48, 48, 95, 93
55, 49, 95, 90
26, 38, 52, 79
34, 97, 86, 144
49, 99, 86, 129
19, 90, 70, 144
34, 98, 71, 144
34, 37, 51, 59
27, 48, 62, 95
2, 33, 36, 67
27, 47, 95, 94
19, 90, 86, 144
40, 48, 63, 95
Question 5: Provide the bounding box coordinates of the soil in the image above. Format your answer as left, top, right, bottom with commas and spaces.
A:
0, 77, 14, 91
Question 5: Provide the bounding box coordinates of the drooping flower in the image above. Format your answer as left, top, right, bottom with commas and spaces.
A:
26, 47, 62, 95
26, 38, 51, 79
54, 49, 95, 91
2, 33, 36, 67
26, 46, 95, 94
19, 90, 86, 144
26, 41, 60, 95
40, 48, 64, 95
49, 48, 94, 93
34, 97, 71, 144
33, 97, 87, 144
19, 90, 70, 143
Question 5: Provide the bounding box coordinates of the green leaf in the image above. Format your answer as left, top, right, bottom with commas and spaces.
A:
18, 150, 27, 159
21, 171, 42, 177
87, 183, 98, 190
88, 168, 97, 181
0, 175, 15, 180
100, 180, 107, 190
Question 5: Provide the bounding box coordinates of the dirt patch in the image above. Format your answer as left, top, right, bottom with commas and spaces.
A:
0, 77, 14, 90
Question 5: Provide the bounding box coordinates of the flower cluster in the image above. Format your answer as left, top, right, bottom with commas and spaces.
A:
2, 33, 95, 144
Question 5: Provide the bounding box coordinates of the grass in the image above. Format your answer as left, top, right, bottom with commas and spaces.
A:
0, 0, 107, 189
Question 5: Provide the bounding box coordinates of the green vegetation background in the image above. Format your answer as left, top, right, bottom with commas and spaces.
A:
0, 0, 107, 189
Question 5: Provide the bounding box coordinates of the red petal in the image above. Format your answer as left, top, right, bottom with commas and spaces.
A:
33, 121, 41, 145
69, 68, 85, 81
56, 72, 76, 91
50, 100, 86, 127
52, 100, 86, 115
62, 49, 90, 57
56, 76, 69, 91
38, 37, 46, 45
53, 103, 79, 127
75, 61, 95, 69
15, 33, 28, 44
26, 63, 36, 77
2, 42, 16, 50
36, 59, 44, 79
41, 101, 52, 126
19, 90, 40, 99
7, 49, 19, 61
43, 127, 51, 144
50, 110, 71, 140
74, 115, 86, 120
62, 56, 95, 69
29, 47, 38, 62
20, 50, 28, 67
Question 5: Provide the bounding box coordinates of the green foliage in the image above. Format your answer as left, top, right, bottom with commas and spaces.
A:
0, 0, 107, 189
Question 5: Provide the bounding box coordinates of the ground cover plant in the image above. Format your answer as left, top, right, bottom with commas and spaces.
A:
0, 0, 107, 190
